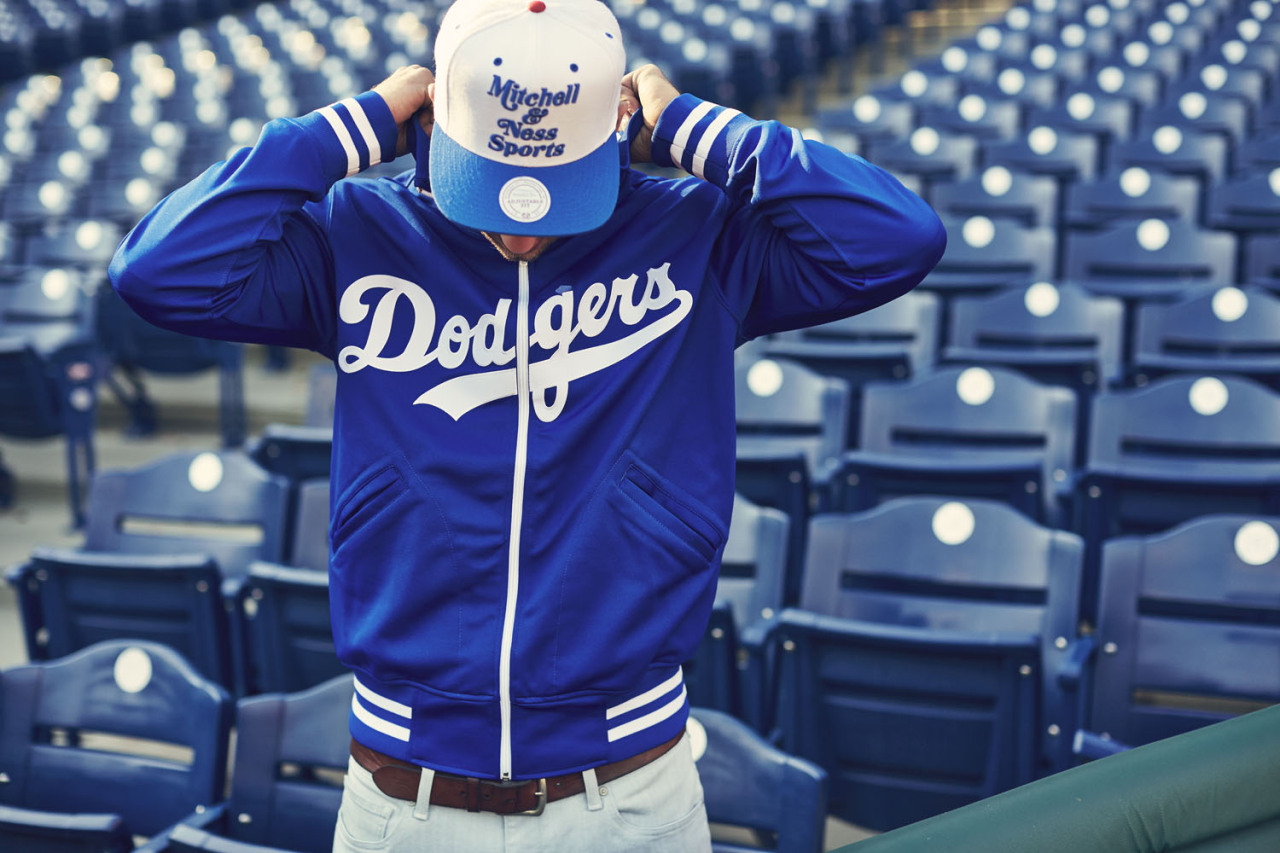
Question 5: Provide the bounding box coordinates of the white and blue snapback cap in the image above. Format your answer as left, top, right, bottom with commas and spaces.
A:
430, 0, 627, 236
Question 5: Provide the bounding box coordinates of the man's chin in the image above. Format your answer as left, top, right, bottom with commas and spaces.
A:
484, 232, 557, 262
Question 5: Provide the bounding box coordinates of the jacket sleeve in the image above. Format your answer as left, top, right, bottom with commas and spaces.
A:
107, 91, 401, 357
648, 94, 946, 341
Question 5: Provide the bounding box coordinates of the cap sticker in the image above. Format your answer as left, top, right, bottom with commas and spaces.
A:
499, 176, 551, 222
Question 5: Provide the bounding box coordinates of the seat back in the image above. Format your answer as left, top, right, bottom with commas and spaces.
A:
691, 708, 827, 853
1063, 218, 1236, 298
921, 216, 1057, 294
1107, 124, 1229, 186
1091, 515, 1280, 747
929, 167, 1059, 229
19, 547, 233, 688
224, 674, 353, 852
980, 126, 1101, 183
0, 640, 233, 837
835, 364, 1077, 520
717, 493, 790, 630
240, 561, 341, 695
84, 449, 291, 580
777, 497, 1083, 830
1063, 167, 1202, 230
0, 805, 132, 853
1130, 286, 1280, 387
290, 477, 331, 572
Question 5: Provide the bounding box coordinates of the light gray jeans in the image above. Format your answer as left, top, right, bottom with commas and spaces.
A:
332, 736, 712, 852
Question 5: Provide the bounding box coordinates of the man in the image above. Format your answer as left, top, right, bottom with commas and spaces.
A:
108, 0, 945, 849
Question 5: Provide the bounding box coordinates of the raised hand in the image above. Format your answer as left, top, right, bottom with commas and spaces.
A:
618, 64, 681, 164
373, 65, 436, 158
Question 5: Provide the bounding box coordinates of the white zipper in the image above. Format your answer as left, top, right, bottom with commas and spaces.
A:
499, 259, 531, 780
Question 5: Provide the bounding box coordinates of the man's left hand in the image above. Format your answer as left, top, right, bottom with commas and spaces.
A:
618, 64, 680, 165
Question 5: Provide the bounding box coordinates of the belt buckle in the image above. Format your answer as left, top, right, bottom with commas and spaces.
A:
511, 777, 547, 816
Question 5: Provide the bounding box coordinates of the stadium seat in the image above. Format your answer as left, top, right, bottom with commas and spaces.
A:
1079, 62, 1165, 110
1128, 285, 1280, 389
690, 708, 828, 853
1086, 515, 1280, 751
142, 673, 352, 853
0, 640, 233, 840
0, 267, 98, 525
95, 283, 247, 447
827, 364, 1077, 525
7, 547, 234, 689
1062, 166, 1203, 232
735, 357, 849, 595
929, 166, 1059, 229
919, 215, 1057, 298
1025, 91, 1136, 150
942, 281, 1124, 463
238, 560, 340, 696
760, 289, 940, 446
770, 497, 1088, 831
1108, 123, 1230, 188
1074, 374, 1280, 621
980, 124, 1101, 183
1063, 218, 1236, 300
1139, 89, 1252, 147
863, 125, 979, 193
0, 805, 132, 853
304, 362, 337, 427
813, 91, 916, 155
916, 93, 1022, 140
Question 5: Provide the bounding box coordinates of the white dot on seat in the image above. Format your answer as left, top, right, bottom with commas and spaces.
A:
1062, 24, 1086, 47
1223, 40, 1248, 64
1120, 167, 1151, 197
75, 221, 104, 250
962, 216, 996, 248
959, 94, 987, 122
1167, 2, 1189, 23
933, 502, 976, 545
1188, 376, 1229, 415
1212, 287, 1248, 322
686, 716, 708, 761
1123, 41, 1150, 67
998, 68, 1025, 95
1025, 282, 1060, 317
188, 452, 224, 492
1085, 5, 1110, 27
981, 166, 1013, 197
1031, 44, 1057, 69
1097, 66, 1125, 92
1201, 64, 1228, 90
1149, 21, 1173, 44
910, 126, 940, 155
956, 366, 996, 406
1268, 167, 1280, 197
1067, 92, 1095, 120
901, 70, 928, 98
114, 647, 153, 694
746, 359, 784, 397
1153, 125, 1183, 153
1136, 219, 1170, 251
1235, 521, 1279, 566
852, 94, 881, 123
942, 46, 968, 72
1253, 1, 1273, 22
41, 269, 71, 300
1028, 126, 1058, 154
1179, 91, 1208, 119
976, 26, 1002, 51
1006, 7, 1031, 28
1239, 19, 1261, 41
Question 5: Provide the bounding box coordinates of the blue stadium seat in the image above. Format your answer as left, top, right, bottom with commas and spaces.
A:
690, 707, 828, 853
864, 126, 978, 195
980, 124, 1101, 183
916, 92, 1022, 140
1108, 123, 1230, 188
1063, 218, 1236, 300
0, 640, 233, 840
0, 805, 131, 853
963, 65, 1060, 110
771, 497, 1088, 831
1062, 166, 1203, 232
96, 283, 247, 447
0, 267, 98, 525
814, 91, 915, 155
238, 561, 340, 696
760, 289, 939, 447
943, 281, 1124, 463
288, 477, 330, 573
7, 547, 234, 689
1079, 62, 1165, 110
1139, 89, 1252, 147
1085, 515, 1280, 751
1074, 374, 1280, 622
930, 166, 1059, 229
828, 364, 1077, 525
1025, 91, 1136, 149
688, 494, 789, 717
1128, 286, 1280, 389
143, 673, 352, 853
920, 215, 1057, 297
246, 423, 333, 560
735, 357, 850, 595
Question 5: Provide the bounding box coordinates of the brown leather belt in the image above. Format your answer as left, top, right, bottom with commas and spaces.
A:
349, 732, 684, 816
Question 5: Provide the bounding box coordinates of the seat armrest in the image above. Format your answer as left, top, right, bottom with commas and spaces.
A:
133, 803, 228, 853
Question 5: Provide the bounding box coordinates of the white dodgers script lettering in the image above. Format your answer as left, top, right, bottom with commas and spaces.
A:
338, 264, 692, 422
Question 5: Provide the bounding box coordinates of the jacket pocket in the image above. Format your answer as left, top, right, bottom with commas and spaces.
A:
618, 463, 722, 564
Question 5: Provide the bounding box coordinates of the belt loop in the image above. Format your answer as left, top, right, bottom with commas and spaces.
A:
413, 767, 435, 821
582, 767, 603, 812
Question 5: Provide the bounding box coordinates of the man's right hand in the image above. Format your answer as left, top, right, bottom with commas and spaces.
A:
373, 65, 435, 158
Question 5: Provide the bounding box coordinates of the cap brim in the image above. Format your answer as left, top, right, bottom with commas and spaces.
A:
429, 128, 620, 236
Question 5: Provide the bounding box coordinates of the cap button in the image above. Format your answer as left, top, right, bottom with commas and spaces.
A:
528, 0, 546, 10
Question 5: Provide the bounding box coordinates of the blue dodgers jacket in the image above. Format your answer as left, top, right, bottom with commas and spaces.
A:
109, 90, 945, 781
